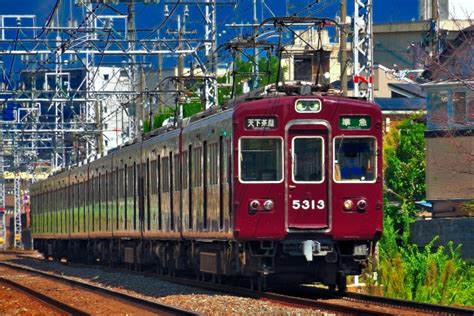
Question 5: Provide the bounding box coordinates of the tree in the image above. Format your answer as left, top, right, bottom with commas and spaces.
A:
384, 117, 426, 206
218, 55, 283, 104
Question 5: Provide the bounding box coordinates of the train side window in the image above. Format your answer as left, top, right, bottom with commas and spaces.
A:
182, 151, 188, 190
219, 136, 224, 230
150, 160, 157, 193
124, 164, 128, 230
162, 156, 170, 193
203, 141, 208, 229
193, 147, 202, 187
188, 145, 193, 229
333, 137, 377, 183
174, 154, 180, 191
146, 158, 151, 231
118, 167, 123, 230
227, 139, 232, 185
157, 155, 162, 230
108, 170, 113, 230
71, 183, 74, 233
209, 142, 218, 185
239, 137, 283, 183
169, 152, 174, 231
132, 162, 137, 230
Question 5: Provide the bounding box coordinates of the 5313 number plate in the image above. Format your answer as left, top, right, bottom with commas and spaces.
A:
292, 199, 325, 210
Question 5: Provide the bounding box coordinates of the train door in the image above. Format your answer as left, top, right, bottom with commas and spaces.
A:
286, 123, 329, 230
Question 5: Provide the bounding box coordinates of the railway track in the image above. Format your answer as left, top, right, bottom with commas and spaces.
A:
279, 285, 474, 316
5, 254, 474, 315
0, 260, 198, 316
0, 276, 89, 315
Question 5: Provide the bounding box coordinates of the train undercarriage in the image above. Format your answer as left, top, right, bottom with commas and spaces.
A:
34, 237, 374, 291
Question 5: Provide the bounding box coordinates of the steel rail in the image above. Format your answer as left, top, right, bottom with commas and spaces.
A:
0, 276, 89, 316
286, 285, 474, 316
138, 270, 474, 315
343, 291, 474, 316
8, 255, 382, 315
135, 272, 391, 315
0, 261, 198, 316
11, 254, 474, 315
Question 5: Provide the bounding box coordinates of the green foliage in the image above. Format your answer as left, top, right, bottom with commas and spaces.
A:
143, 120, 151, 133
218, 56, 284, 103
375, 116, 473, 307
384, 117, 426, 204
378, 217, 474, 305
183, 97, 203, 118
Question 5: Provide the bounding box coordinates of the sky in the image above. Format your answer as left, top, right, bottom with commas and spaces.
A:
0, 0, 420, 28
0, 0, 420, 74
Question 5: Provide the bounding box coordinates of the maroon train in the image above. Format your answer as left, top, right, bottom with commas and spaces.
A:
31, 89, 383, 290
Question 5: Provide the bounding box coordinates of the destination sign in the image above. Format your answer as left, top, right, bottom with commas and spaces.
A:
245, 116, 278, 129
339, 116, 371, 130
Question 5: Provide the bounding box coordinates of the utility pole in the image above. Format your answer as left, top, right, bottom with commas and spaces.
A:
0, 126, 5, 250
430, 0, 439, 58
340, 0, 348, 96
128, 0, 139, 140
252, 0, 259, 90
13, 150, 22, 249
178, 13, 185, 118
167, 6, 193, 119
157, 29, 163, 118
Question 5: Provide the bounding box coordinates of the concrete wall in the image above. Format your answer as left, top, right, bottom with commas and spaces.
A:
410, 217, 474, 260
426, 136, 474, 200
373, 20, 472, 69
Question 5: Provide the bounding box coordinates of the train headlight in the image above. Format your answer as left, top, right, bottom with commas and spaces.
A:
295, 99, 321, 113
357, 199, 367, 210
263, 200, 274, 211
343, 199, 354, 210
249, 200, 260, 211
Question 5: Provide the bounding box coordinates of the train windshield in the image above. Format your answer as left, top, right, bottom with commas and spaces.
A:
292, 137, 324, 182
334, 137, 376, 182
239, 138, 283, 182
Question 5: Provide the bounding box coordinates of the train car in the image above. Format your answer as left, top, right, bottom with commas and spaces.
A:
31, 88, 383, 290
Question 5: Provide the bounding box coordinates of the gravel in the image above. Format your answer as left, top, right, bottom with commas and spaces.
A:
9, 257, 331, 315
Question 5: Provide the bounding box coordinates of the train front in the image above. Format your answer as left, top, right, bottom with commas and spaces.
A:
232, 95, 383, 289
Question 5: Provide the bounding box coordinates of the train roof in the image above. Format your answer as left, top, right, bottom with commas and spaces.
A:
38, 83, 379, 184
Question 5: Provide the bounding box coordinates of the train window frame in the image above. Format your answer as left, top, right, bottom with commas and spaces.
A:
291, 136, 325, 184
238, 136, 284, 184
333, 136, 377, 184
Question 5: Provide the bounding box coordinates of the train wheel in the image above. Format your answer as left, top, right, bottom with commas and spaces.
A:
337, 273, 347, 292
257, 275, 267, 292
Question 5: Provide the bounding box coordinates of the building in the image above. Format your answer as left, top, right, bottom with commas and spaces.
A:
18, 66, 133, 165
410, 24, 474, 260
419, 0, 474, 20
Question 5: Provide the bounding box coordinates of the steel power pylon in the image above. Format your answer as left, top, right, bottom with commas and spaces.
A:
352, 0, 374, 101
1, 0, 224, 248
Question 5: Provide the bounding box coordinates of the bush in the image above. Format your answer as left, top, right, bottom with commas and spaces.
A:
375, 116, 473, 307
378, 228, 474, 305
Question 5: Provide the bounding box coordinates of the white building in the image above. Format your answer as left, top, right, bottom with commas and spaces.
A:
419, 0, 474, 20
91, 66, 133, 152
